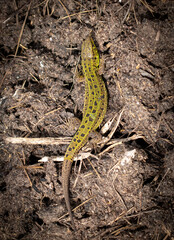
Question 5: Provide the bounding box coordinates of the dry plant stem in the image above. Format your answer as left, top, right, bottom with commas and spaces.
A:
112, 207, 135, 224
59, 9, 97, 21
57, 195, 95, 221
58, 0, 71, 23
87, 158, 101, 180
73, 158, 83, 188
132, 1, 139, 24
5, 137, 71, 145
117, 0, 130, 13
13, 0, 19, 24
15, 1, 32, 56
113, 184, 127, 211
0, 72, 8, 90
3, 2, 28, 24
18, 151, 33, 187
99, 134, 144, 156
112, 224, 141, 236
32, 107, 61, 130
43, 0, 52, 16
122, 0, 132, 24
155, 168, 170, 192
139, 0, 154, 13
18, 165, 43, 170
101, 108, 125, 147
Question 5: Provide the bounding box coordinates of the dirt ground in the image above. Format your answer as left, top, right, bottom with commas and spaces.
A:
0, 0, 174, 239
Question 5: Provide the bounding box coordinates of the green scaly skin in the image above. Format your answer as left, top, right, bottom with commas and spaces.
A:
62, 36, 107, 229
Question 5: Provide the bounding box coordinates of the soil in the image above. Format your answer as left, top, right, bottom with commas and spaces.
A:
0, 0, 174, 239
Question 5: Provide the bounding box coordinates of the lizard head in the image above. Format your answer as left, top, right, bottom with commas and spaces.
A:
81, 36, 100, 67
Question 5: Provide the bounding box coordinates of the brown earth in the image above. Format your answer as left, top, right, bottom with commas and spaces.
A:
0, 0, 174, 239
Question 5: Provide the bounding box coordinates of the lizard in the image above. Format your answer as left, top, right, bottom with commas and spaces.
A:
62, 35, 107, 229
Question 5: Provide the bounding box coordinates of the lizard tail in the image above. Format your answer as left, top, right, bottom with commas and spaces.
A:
62, 158, 76, 230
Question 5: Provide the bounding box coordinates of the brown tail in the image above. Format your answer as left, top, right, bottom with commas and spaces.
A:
62, 158, 76, 230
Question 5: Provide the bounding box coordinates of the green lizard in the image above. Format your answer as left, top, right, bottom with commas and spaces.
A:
62, 35, 107, 229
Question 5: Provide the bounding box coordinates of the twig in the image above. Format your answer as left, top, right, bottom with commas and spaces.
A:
3, 2, 28, 24
5, 137, 71, 145
87, 158, 101, 179
155, 168, 170, 192
99, 134, 144, 156
58, 195, 95, 221
32, 107, 61, 130
18, 150, 33, 187
15, 1, 32, 57
59, 9, 97, 21
0, 72, 8, 90
58, 0, 71, 23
